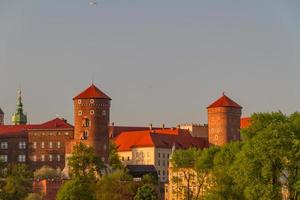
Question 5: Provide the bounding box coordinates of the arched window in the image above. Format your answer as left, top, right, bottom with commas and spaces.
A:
82, 131, 88, 140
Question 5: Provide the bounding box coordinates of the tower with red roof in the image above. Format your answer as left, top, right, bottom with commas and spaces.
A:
207, 93, 242, 146
67, 84, 111, 163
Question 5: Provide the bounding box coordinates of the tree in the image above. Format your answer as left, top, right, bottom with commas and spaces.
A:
68, 142, 105, 179
171, 148, 201, 200
108, 141, 123, 170
231, 112, 300, 200
56, 177, 96, 200
34, 165, 61, 180
134, 185, 158, 200
96, 170, 140, 200
0, 164, 33, 200
25, 193, 42, 200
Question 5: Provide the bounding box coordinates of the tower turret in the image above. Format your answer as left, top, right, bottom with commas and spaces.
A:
0, 107, 4, 125
67, 84, 111, 163
12, 89, 27, 125
207, 93, 242, 146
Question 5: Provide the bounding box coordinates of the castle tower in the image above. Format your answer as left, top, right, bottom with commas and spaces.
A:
67, 84, 111, 163
12, 89, 27, 125
207, 93, 242, 146
0, 107, 4, 125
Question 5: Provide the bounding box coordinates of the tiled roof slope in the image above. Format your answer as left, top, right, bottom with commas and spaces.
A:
207, 94, 242, 109
73, 84, 111, 100
114, 129, 208, 151
0, 118, 73, 137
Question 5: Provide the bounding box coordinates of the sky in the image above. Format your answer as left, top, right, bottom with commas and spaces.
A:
0, 0, 300, 126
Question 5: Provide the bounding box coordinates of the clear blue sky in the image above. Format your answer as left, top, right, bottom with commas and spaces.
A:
0, 0, 300, 126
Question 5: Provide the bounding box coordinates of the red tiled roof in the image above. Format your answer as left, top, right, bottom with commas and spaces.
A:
73, 84, 111, 100
109, 126, 163, 138
240, 117, 251, 129
207, 94, 242, 109
0, 118, 73, 137
114, 128, 208, 151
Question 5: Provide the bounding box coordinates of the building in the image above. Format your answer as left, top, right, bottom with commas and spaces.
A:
114, 128, 208, 183
0, 118, 74, 170
165, 93, 244, 200
207, 93, 242, 146
66, 84, 111, 163
179, 124, 208, 139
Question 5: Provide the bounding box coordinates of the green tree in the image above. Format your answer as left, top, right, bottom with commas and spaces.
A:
232, 112, 300, 200
68, 142, 104, 179
96, 170, 140, 200
34, 165, 61, 180
108, 141, 123, 170
56, 177, 96, 200
134, 185, 158, 200
0, 164, 33, 200
25, 193, 42, 200
171, 148, 201, 200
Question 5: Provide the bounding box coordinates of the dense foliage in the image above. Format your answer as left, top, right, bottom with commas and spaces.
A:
171, 112, 300, 200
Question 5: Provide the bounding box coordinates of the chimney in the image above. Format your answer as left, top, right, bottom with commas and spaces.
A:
162, 124, 165, 129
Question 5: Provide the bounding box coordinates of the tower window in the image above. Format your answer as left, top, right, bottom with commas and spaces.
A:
57, 141, 61, 148
82, 131, 88, 140
49, 154, 53, 162
49, 141, 53, 148
78, 110, 82, 116
78, 100, 82, 104
90, 110, 95, 115
83, 118, 90, 127
57, 155, 61, 162
90, 99, 94, 104
41, 155, 45, 162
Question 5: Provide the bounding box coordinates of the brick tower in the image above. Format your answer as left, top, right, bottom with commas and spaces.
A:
207, 93, 242, 146
66, 84, 111, 163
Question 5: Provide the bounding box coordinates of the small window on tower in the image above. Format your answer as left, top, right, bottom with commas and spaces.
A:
82, 131, 88, 140
83, 118, 90, 127
78, 110, 82, 116
78, 100, 82, 104
90, 110, 95, 115
90, 99, 94, 104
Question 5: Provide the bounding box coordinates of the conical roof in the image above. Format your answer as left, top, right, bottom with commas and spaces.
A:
207, 93, 242, 109
73, 84, 111, 100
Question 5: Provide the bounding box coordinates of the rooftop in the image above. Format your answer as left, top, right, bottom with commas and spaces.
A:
207, 93, 242, 109
73, 84, 111, 100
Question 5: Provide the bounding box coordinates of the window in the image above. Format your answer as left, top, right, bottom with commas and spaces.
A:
122, 157, 124, 161
82, 131, 88, 140
158, 153, 160, 158
163, 153, 165, 158
78, 110, 82, 116
90, 110, 94, 115
78, 99, 82, 104
18, 155, 26, 162
49, 141, 53, 148
57, 141, 61, 148
103, 145, 107, 150
163, 160, 165, 166
19, 141, 26, 149
0, 142, 8, 149
90, 99, 94, 104
33, 155, 37, 162
158, 160, 160, 166
83, 118, 90, 127
33, 142, 37, 149
0, 155, 8, 162
163, 170, 165, 175
41, 155, 45, 162
49, 154, 53, 162
41, 142, 45, 149
127, 156, 130, 161
65, 132, 69, 136
102, 110, 106, 116
158, 170, 161, 175
57, 155, 61, 162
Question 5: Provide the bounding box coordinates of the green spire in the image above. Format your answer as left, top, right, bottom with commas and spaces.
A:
12, 89, 27, 125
